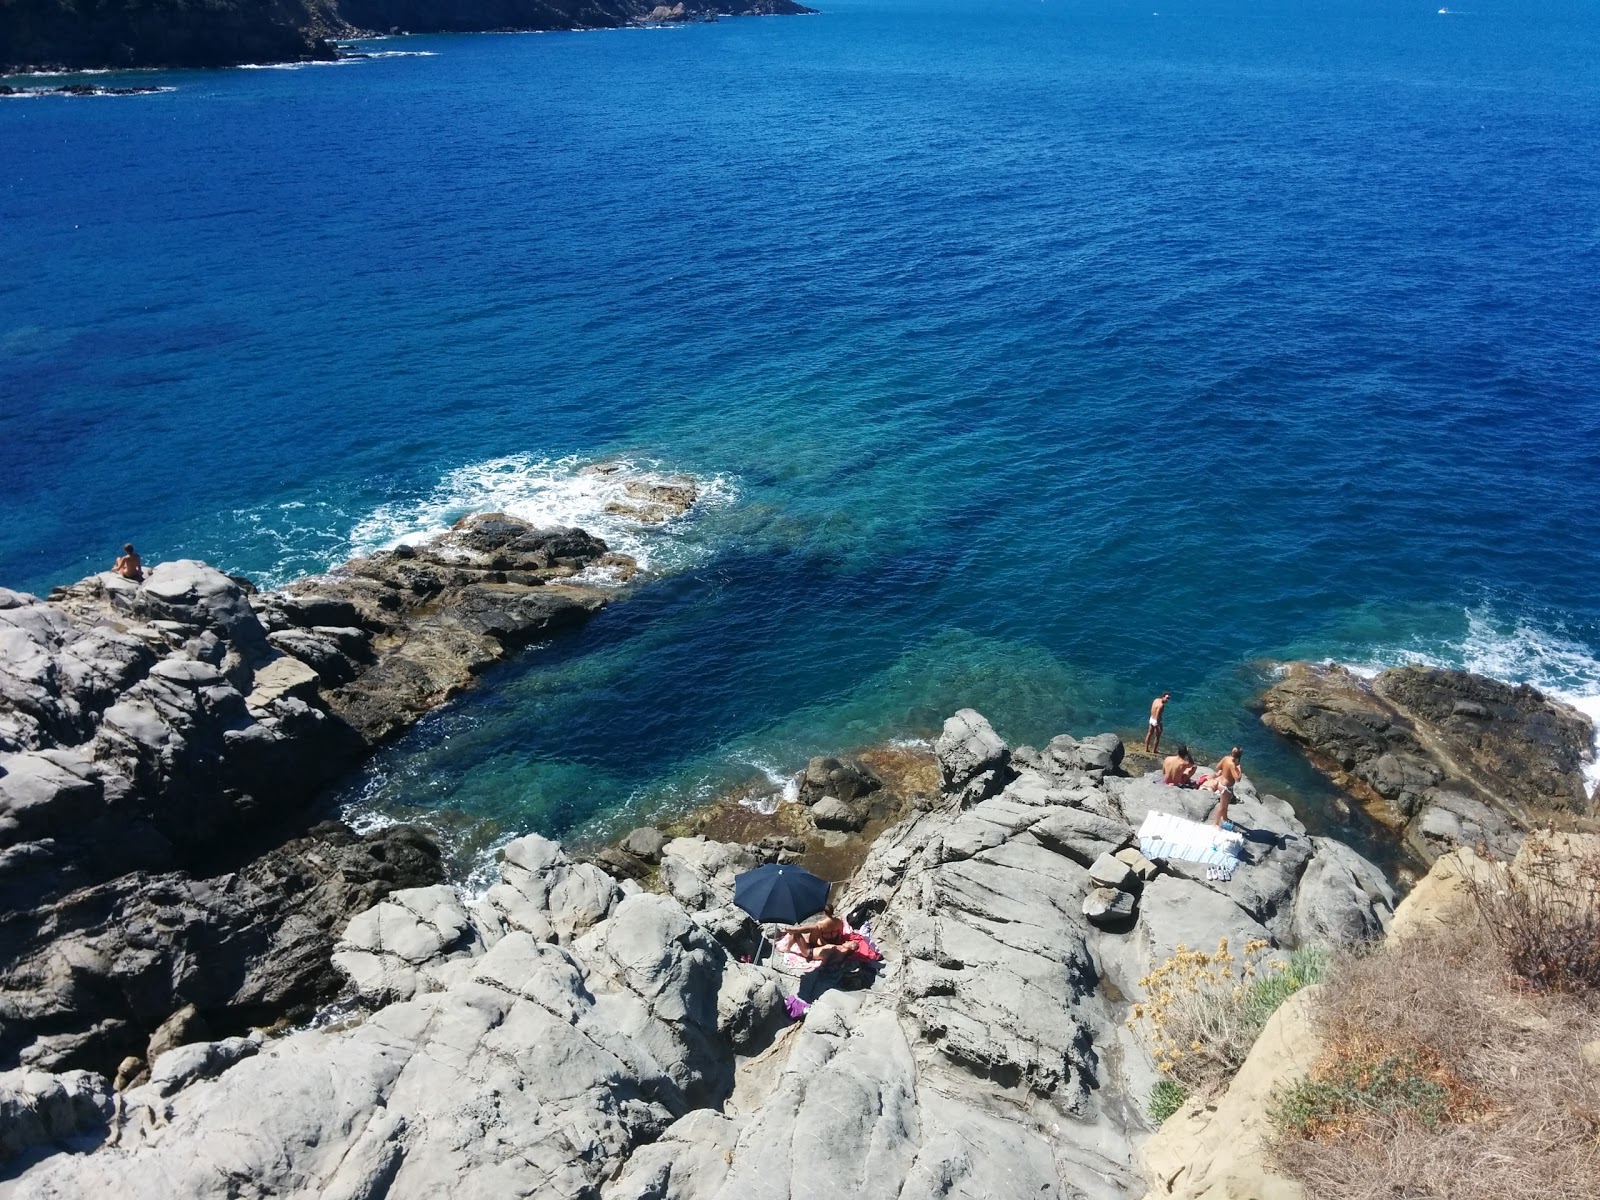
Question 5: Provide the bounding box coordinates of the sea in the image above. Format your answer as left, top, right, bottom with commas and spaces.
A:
4, 0, 1599, 880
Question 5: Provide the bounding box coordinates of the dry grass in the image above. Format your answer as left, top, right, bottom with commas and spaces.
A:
1269, 914, 1600, 1200
1468, 833, 1600, 994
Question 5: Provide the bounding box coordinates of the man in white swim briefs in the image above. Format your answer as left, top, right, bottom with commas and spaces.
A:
1144, 692, 1170, 754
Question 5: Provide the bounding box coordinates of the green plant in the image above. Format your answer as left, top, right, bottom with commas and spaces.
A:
1148, 1079, 1190, 1124
1272, 1051, 1450, 1139
1240, 945, 1329, 1028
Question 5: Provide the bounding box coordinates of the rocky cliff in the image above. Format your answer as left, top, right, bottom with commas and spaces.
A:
2, 710, 1397, 1196
0, 0, 814, 74
0, 513, 628, 1075
0, 0, 345, 73
1260, 662, 1596, 863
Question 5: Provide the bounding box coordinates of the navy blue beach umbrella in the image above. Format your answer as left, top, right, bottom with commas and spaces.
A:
732, 863, 830, 926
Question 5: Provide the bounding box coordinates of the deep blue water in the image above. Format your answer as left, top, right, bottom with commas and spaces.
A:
5, 0, 1600, 874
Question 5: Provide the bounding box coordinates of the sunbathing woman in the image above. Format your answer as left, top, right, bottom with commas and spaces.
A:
782, 905, 852, 965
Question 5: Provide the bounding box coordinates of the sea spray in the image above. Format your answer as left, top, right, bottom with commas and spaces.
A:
346, 453, 737, 579
1343, 608, 1600, 793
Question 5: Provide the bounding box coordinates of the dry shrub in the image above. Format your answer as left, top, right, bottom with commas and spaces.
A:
1468, 833, 1600, 994
1129, 938, 1327, 1099
1269, 915, 1600, 1200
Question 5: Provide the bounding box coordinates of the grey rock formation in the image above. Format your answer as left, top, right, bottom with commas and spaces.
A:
9, 831, 774, 1199
144, 1004, 209, 1066
0, 1067, 112, 1162
1089, 851, 1139, 891
0, 514, 638, 1075
5, 714, 1398, 1199
0, 822, 443, 1072
1290, 836, 1397, 946
1084, 886, 1137, 924
272, 515, 620, 745
811, 794, 869, 831
621, 825, 668, 863
797, 754, 883, 805
933, 708, 1015, 805
1261, 662, 1595, 860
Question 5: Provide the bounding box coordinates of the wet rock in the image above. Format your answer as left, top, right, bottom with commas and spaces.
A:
1261, 662, 1593, 860
811, 794, 869, 832
621, 826, 668, 862
797, 755, 882, 805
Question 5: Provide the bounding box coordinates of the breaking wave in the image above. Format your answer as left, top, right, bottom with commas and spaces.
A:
346, 453, 737, 579
1342, 608, 1600, 793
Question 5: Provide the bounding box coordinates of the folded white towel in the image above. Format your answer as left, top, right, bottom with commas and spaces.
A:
1136, 811, 1245, 881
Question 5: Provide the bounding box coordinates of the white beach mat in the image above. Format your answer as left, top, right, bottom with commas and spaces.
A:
1137, 810, 1245, 881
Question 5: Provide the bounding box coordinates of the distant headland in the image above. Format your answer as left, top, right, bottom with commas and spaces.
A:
1, 0, 816, 77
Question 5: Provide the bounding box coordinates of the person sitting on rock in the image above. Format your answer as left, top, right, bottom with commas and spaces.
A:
782, 904, 851, 965
112, 543, 144, 582
1162, 745, 1197, 787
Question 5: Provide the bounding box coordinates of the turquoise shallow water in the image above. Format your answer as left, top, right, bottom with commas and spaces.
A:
4, 0, 1600, 874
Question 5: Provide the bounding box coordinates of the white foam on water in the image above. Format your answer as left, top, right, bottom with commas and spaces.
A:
0, 86, 174, 98
1342, 608, 1600, 794
238, 60, 361, 70
346, 453, 738, 580
734, 758, 800, 815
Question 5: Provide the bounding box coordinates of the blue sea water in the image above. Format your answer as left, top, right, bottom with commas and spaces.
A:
4, 0, 1600, 875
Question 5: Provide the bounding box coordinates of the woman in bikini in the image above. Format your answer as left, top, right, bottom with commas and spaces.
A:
1200, 747, 1244, 826
782, 905, 851, 965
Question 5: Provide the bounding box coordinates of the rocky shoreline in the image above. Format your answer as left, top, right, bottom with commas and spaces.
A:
1, 0, 816, 77
1260, 661, 1598, 863
2, 708, 1406, 1196
0, 510, 646, 1075
3, 510, 1595, 1193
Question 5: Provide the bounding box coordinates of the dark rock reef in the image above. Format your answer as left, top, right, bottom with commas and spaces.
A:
1, 0, 815, 75
1260, 661, 1596, 862
0, 514, 626, 1074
